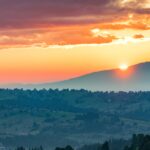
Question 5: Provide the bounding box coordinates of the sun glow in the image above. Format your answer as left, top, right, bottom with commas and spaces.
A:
119, 64, 128, 71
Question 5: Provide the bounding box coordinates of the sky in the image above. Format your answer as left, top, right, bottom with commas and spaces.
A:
0, 0, 150, 83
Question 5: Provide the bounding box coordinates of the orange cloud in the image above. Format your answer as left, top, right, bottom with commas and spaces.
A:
0, 26, 119, 48
0, 0, 150, 48
98, 21, 150, 30
133, 34, 144, 39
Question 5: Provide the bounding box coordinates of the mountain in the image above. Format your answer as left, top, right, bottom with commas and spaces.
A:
2, 62, 150, 91
38, 62, 150, 91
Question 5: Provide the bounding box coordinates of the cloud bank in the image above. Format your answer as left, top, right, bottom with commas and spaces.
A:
0, 0, 149, 47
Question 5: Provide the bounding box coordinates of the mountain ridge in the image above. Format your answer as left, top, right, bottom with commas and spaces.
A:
1, 62, 150, 91
38, 61, 150, 91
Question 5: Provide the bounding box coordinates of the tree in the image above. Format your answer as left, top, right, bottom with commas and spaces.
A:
65, 145, 74, 150
101, 141, 109, 150
16, 147, 25, 150
55, 147, 65, 150
123, 146, 130, 150
55, 145, 74, 150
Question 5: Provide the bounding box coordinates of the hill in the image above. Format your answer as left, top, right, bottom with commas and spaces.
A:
2, 62, 150, 91
0, 89, 150, 149
38, 62, 150, 91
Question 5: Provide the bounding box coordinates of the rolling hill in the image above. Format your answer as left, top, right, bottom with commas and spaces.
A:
0, 89, 150, 149
44, 62, 150, 91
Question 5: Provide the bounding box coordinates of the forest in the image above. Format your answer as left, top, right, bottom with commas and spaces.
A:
15, 134, 150, 150
0, 89, 150, 149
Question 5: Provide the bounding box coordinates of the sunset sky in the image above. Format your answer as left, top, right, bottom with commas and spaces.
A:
0, 0, 150, 83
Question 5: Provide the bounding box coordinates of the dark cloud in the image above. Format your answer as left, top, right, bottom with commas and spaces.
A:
0, 0, 113, 27
0, 0, 149, 47
0, 0, 149, 29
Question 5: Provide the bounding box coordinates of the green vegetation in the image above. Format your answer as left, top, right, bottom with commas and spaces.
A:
14, 134, 150, 150
79, 134, 150, 150
0, 89, 150, 148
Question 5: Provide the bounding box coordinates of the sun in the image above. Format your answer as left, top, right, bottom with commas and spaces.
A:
119, 64, 128, 71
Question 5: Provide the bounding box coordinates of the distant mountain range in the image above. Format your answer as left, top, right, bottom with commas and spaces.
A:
1, 62, 150, 91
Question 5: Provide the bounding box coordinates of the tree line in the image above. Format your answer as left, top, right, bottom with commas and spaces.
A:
15, 134, 150, 150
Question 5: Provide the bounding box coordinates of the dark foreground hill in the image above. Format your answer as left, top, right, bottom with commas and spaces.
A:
0, 89, 150, 149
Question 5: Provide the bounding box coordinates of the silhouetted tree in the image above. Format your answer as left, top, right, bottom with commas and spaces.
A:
55, 145, 74, 150
101, 141, 109, 150
16, 147, 25, 150
65, 145, 74, 150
